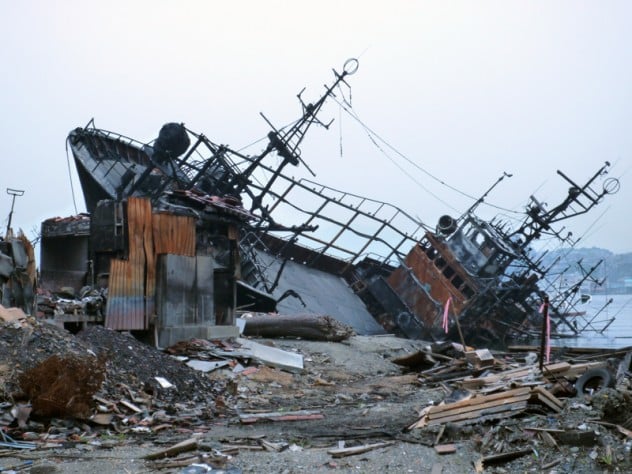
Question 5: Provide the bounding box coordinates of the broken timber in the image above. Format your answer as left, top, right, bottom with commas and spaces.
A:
408, 386, 562, 429
327, 441, 396, 458
459, 360, 605, 390
239, 409, 323, 424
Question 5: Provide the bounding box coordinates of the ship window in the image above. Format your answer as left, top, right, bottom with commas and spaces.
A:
452, 275, 464, 289
473, 232, 486, 247
435, 257, 446, 269
462, 286, 475, 298
425, 246, 437, 259
442, 266, 455, 279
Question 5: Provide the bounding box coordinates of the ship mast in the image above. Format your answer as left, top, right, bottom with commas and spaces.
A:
234, 58, 359, 212
511, 162, 619, 248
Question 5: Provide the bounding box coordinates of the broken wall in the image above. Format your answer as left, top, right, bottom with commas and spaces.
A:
40, 216, 91, 292
1, 232, 37, 314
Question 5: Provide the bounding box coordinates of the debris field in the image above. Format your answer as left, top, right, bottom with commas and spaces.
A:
2, 308, 632, 473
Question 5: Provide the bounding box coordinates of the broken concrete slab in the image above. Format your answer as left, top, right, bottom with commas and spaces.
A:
234, 337, 304, 372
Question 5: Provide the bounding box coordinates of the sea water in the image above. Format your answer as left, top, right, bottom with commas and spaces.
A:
548, 293, 632, 349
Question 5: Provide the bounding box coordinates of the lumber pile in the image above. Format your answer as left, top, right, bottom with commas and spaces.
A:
409, 386, 563, 429
459, 361, 605, 390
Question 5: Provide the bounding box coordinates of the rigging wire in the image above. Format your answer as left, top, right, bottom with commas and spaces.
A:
333, 97, 523, 215
339, 103, 343, 157
360, 119, 461, 213
612, 296, 632, 320
572, 207, 610, 247
65, 139, 79, 215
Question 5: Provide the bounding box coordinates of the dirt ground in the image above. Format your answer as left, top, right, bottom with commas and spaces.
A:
1, 319, 631, 473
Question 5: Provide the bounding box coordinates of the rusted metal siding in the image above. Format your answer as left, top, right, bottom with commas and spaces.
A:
152, 213, 196, 256
105, 200, 197, 330
148, 212, 196, 319
105, 197, 152, 330
386, 233, 479, 331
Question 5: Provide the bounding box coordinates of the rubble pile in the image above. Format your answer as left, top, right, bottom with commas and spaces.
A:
76, 325, 224, 406
396, 343, 632, 472
36, 286, 106, 319
0, 318, 97, 399
0, 318, 227, 435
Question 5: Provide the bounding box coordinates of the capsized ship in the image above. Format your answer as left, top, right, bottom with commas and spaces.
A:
40, 58, 621, 347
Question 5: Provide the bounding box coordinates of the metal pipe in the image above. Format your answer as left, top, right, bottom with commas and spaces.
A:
5, 188, 24, 237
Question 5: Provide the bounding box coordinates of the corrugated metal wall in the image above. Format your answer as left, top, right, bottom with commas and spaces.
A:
105, 198, 196, 330
148, 212, 196, 319
105, 197, 151, 330
156, 254, 215, 326
152, 213, 196, 255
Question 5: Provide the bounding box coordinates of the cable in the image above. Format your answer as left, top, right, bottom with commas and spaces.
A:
334, 97, 523, 215
65, 139, 78, 215
360, 120, 461, 213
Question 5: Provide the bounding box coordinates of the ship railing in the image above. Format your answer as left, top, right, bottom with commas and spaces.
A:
242, 172, 429, 274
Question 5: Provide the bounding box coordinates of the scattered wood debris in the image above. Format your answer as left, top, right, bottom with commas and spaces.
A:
239, 410, 324, 424
408, 386, 563, 429
327, 441, 395, 458
1, 311, 632, 473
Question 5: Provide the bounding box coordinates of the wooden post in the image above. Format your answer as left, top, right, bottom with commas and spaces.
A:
539, 296, 549, 371
454, 314, 467, 350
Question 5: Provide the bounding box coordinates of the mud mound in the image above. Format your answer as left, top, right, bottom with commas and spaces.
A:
76, 325, 223, 406
0, 320, 223, 414
0, 319, 93, 400
19, 355, 106, 418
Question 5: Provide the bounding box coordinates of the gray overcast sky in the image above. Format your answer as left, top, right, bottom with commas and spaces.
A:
1, 1, 631, 254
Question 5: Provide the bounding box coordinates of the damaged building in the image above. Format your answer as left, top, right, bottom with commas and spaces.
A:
1, 231, 37, 315
36, 58, 620, 348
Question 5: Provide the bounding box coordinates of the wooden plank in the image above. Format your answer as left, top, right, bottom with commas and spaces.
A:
533, 392, 562, 413
428, 387, 530, 416
541, 362, 572, 374
531, 386, 564, 410
434, 444, 456, 454
481, 448, 533, 467
428, 394, 531, 420
240, 410, 323, 424
427, 401, 528, 426
144, 436, 200, 460
461, 362, 572, 389
557, 361, 605, 379
327, 441, 395, 458
428, 393, 531, 421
